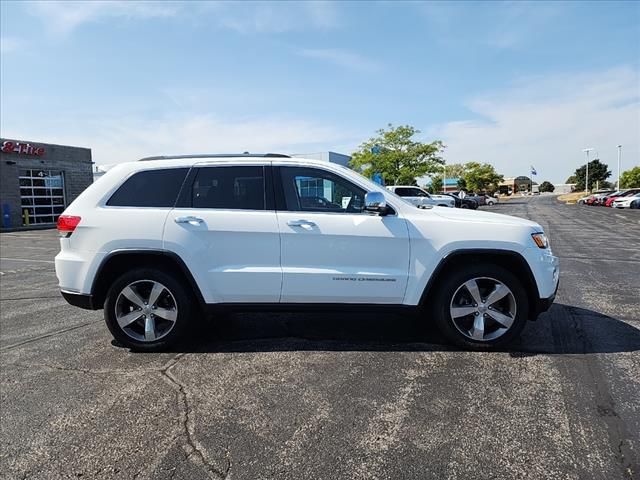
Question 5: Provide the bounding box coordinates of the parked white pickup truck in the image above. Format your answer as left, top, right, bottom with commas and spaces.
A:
386, 186, 455, 208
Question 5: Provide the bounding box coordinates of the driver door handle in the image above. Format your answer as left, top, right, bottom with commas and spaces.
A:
287, 219, 316, 228
175, 216, 204, 226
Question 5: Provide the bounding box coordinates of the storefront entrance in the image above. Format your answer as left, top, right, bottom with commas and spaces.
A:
19, 169, 66, 225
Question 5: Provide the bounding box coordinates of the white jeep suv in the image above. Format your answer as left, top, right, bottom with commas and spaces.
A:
55, 154, 559, 351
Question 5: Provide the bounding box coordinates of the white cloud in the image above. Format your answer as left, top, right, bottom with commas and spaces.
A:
0, 36, 24, 54
28, 1, 181, 35
1, 114, 360, 165
209, 1, 340, 34
297, 48, 380, 72
26, 0, 340, 36
428, 66, 640, 183
418, 1, 565, 50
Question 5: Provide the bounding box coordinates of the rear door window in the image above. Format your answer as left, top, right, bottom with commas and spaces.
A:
191, 166, 266, 210
107, 168, 189, 207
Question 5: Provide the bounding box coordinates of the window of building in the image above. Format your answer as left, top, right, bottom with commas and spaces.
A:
191, 166, 265, 210
280, 167, 365, 213
107, 168, 189, 207
19, 169, 66, 225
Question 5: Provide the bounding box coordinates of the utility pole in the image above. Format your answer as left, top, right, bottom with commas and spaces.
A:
443, 161, 447, 193
617, 145, 622, 190
582, 148, 594, 193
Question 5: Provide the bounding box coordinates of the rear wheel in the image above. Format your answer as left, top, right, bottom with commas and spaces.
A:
104, 268, 194, 351
430, 264, 529, 349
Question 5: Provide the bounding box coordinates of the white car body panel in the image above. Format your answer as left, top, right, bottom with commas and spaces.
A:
276, 211, 410, 303
164, 209, 282, 303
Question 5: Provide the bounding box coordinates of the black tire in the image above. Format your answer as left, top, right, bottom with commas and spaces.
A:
429, 263, 529, 350
104, 268, 194, 351
460, 204, 469, 209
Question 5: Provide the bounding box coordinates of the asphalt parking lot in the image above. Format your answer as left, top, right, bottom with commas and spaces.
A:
1, 195, 639, 480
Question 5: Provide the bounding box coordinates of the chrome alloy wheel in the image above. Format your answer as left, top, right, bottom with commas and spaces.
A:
114, 280, 178, 342
449, 277, 517, 342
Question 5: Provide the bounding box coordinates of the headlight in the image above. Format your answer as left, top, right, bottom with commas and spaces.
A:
531, 232, 549, 249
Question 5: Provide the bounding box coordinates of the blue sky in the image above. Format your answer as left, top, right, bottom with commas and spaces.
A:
1, 1, 639, 183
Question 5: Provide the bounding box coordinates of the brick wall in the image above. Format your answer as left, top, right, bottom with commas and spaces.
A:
0, 139, 93, 229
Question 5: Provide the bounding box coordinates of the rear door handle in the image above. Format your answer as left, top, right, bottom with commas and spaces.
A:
287, 219, 316, 228
175, 216, 204, 226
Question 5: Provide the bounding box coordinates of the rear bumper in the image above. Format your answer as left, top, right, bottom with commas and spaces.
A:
61, 290, 98, 310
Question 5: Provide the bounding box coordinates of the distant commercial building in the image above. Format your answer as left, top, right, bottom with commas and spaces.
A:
292, 151, 351, 167
553, 184, 576, 194
1, 138, 93, 229
442, 178, 460, 193
498, 176, 536, 195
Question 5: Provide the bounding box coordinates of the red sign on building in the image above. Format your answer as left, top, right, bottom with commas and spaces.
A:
2, 140, 46, 156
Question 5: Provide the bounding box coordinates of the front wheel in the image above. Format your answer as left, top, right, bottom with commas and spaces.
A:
104, 268, 194, 351
430, 264, 529, 349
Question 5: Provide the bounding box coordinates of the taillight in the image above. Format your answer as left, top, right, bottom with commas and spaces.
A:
57, 215, 81, 237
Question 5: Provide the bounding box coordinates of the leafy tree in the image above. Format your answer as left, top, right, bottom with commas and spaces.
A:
430, 175, 443, 193
462, 162, 504, 193
443, 163, 467, 179
539, 181, 555, 192
350, 124, 444, 185
573, 159, 611, 191
619, 166, 640, 188
565, 175, 577, 184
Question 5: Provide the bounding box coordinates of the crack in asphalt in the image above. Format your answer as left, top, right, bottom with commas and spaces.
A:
550, 287, 638, 479
0, 322, 94, 351
160, 354, 232, 480
6, 362, 162, 376
0, 295, 63, 301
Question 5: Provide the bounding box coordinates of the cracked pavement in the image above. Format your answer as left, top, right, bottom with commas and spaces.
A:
1, 196, 639, 479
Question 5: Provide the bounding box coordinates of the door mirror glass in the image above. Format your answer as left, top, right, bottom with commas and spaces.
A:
364, 191, 389, 215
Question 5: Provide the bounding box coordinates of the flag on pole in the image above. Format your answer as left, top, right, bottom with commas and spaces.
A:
530, 166, 537, 176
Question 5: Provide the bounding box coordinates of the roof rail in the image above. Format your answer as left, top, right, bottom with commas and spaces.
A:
138, 153, 291, 161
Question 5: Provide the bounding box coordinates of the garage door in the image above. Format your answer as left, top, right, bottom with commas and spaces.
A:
19, 169, 66, 225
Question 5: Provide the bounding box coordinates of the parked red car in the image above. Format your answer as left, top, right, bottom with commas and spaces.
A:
604, 189, 640, 207
586, 190, 614, 205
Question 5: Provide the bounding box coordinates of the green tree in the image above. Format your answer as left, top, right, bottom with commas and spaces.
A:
565, 175, 577, 184
539, 181, 555, 192
430, 175, 443, 193
573, 159, 611, 191
619, 166, 640, 188
350, 124, 444, 185
462, 162, 504, 193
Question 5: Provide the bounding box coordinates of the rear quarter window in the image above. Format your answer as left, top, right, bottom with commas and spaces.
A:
106, 168, 189, 207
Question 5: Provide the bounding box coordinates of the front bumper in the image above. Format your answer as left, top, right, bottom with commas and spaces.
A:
531, 280, 558, 318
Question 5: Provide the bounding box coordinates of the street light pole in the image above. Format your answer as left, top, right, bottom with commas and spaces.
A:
582, 148, 594, 193
443, 162, 446, 193
617, 145, 622, 190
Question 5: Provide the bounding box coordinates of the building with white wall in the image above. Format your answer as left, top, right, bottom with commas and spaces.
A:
292, 151, 351, 167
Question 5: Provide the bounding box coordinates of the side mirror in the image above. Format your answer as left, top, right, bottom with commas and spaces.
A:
364, 191, 389, 215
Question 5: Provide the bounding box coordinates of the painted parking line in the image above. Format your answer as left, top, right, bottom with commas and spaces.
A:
0, 258, 55, 264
